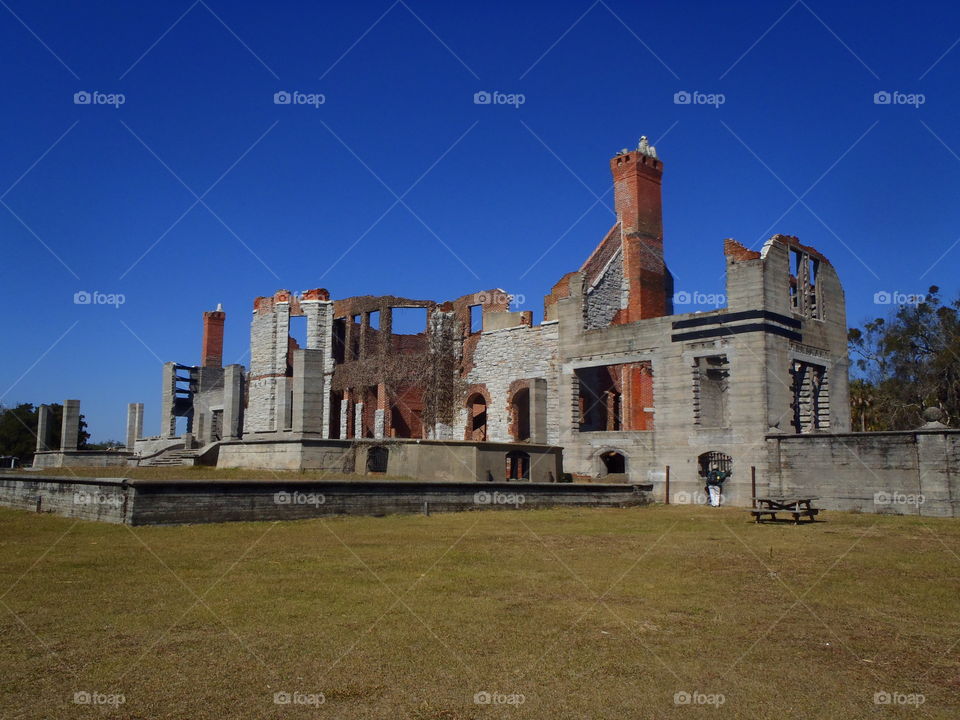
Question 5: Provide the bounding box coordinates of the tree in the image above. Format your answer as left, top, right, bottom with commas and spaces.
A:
848, 286, 960, 430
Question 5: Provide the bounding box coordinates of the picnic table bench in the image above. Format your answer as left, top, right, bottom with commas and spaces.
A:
750, 497, 820, 524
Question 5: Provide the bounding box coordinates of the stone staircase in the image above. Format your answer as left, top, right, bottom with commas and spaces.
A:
139, 448, 198, 467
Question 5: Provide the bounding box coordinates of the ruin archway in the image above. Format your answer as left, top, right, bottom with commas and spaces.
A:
510, 388, 530, 442
466, 392, 488, 441
600, 450, 627, 476
697, 451, 732, 477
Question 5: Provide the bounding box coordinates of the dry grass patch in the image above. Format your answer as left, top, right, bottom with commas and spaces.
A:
0, 505, 958, 718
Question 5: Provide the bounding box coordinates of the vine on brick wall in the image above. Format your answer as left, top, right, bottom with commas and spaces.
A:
331, 311, 467, 433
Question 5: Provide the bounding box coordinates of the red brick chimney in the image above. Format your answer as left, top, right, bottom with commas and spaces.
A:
201, 304, 225, 368
610, 138, 667, 321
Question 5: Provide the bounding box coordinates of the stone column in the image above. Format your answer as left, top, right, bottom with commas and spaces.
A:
338, 390, 349, 439
126, 403, 143, 451
223, 365, 243, 440
160, 362, 177, 438
530, 378, 548, 444
354, 401, 364, 439
374, 382, 387, 439
292, 349, 325, 433
36, 404, 51, 452
61, 399, 80, 451
275, 377, 292, 432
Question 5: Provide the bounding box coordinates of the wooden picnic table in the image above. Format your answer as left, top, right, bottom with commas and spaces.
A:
751, 497, 820, 524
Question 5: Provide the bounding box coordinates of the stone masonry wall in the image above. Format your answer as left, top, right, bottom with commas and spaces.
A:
585, 247, 625, 330
464, 322, 560, 444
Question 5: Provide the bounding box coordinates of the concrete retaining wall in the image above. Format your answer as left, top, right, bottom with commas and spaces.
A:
0, 475, 651, 525
767, 429, 960, 517
0, 476, 130, 522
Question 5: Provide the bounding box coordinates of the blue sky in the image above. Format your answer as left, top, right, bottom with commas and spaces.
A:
1, 0, 959, 442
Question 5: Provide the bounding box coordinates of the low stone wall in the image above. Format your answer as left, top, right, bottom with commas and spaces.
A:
766, 429, 960, 517
0, 476, 130, 522
32, 450, 133, 469
0, 474, 651, 525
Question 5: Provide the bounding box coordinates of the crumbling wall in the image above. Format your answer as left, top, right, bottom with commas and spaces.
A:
585, 247, 625, 329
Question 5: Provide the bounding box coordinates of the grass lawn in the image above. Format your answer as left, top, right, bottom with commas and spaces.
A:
1, 504, 958, 719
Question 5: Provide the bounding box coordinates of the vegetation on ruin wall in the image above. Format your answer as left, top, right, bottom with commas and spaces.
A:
848, 286, 960, 431
332, 313, 467, 431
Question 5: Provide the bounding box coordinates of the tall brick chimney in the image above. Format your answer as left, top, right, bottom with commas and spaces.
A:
610, 137, 668, 322
201, 304, 225, 368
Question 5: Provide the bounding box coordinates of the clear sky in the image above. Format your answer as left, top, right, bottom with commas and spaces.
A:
2, 0, 959, 442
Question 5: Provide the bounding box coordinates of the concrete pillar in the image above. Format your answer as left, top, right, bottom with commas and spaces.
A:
36, 404, 51, 452
195, 413, 205, 445
160, 362, 177, 438
292, 349, 325, 433
530, 378, 548, 444
126, 403, 143, 451
223, 365, 243, 440
275, 377, 292, 431
354, 402, 364, 439
61, 399, 80, 451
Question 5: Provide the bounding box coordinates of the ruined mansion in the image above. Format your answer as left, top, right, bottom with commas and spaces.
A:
83, 137, 861, 507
